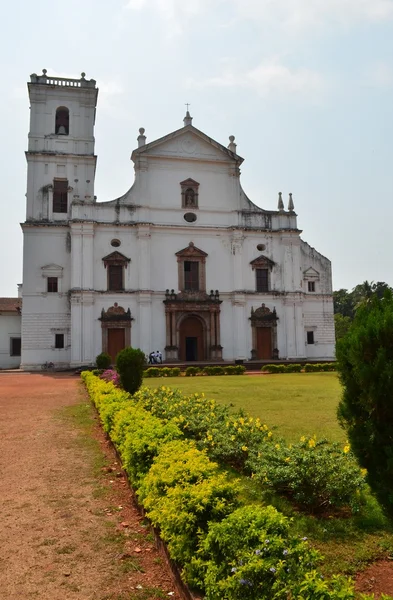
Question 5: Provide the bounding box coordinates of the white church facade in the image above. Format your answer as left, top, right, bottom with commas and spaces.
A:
20, 70, 335, 370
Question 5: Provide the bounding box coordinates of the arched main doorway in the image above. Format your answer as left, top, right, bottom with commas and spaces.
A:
179, 316, 205, 361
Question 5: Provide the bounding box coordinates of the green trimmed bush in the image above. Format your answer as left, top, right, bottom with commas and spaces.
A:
116, 347, 145, 394
247, 436, 366, 514
144, 367, 160, 377
138, 439, 240, 564
185, 505, 324, 598
111, 406, 183, 484
284, 363, 302, 373
261, 364, 286, 373
95, 352, 112, 370
185, 366, 201, 376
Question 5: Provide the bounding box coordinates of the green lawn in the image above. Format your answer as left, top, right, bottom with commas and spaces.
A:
143, 372, 344, 442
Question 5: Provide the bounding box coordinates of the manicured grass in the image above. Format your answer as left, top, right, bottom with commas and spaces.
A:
143, 372, 344, 442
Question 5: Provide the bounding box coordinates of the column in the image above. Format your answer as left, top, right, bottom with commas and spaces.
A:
138, 292, 152, 357
81, 222, 94, 290
70, 294, 82, 365
70, 223, 83, 289
137, 224, 151, 290
232, 294, 247, 360
82, 292, 95, 363
231, 231, 244, 291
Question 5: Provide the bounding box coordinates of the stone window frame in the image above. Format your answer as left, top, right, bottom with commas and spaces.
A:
176, 242, 208, 292
306, 330, 315, 345
41, 264, 63, 295
250, 255, 275, 293
55, 106, 70, 135
10, 337, 21, 357
102, 251, 131, 292
50, 327, 70, 350
304, 267, 320, 293
180, 178, 200, 209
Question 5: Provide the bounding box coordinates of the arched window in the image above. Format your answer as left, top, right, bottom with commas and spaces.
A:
55, 107, 69, 135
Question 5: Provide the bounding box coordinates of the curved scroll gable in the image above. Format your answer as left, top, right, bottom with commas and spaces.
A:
100, 303, 133, 322
250, 303, 278, 323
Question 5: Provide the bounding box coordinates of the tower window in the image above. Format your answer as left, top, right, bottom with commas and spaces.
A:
308, 281, 316, 292
10, 338, 21, 357
53, 179, 68, 213
307, 331, 315, 345
47, 277, 58, 293
55, 334, 65, 349
108, 265, 124, 291
55, 107, 69, 135
256, 268, 269, 292
184, 261, 199, 291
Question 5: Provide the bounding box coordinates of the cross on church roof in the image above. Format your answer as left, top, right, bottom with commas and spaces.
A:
185, 103, 191, 111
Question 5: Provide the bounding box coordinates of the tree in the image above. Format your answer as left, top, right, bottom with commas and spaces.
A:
336, 290, 393, 518
333, 289, 355, 319
334, 313, 352, 341
116, 347, 145, 395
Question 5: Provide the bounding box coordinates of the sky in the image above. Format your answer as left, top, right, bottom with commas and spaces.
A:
1, 0, 393, 296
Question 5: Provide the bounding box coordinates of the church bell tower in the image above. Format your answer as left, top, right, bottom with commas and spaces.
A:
25, 69, 98, 221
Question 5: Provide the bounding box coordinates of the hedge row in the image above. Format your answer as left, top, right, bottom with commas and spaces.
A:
261, 363, 337, 373
134, 386, 365, 515
144, 367, 181, 378
82, 372, 379, 600
186, 365, 246, 376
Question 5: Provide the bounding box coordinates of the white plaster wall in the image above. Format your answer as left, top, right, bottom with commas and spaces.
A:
0, 315, 21, 369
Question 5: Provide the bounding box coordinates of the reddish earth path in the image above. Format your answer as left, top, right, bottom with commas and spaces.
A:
0, 373, 180, 600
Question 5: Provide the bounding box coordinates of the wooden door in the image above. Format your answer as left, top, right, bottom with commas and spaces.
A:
107, 328, 126, 363
256, 327, 272, 360
179, 317, 204, 361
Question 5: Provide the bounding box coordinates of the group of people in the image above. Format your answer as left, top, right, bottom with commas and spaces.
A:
148, 350, 162, 364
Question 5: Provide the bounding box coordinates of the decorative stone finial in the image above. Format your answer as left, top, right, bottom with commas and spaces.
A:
228, 135, 237, 153
137, 127, 146, 148
81, 72, 86, 79
278, 192, 284, 211
42, 69, 47, 75
288, 193, 294, 212
184, 111, 193, 126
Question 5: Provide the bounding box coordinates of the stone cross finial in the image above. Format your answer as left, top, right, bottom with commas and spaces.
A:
183, 108, 193, 126
288, 193, 294, 212
278, 192, 284, 211
137, 127, 146, 147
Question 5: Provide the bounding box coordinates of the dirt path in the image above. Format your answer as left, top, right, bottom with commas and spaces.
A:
0, 373, 181, 600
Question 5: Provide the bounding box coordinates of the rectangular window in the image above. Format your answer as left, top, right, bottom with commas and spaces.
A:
47, 277, 58, 293
184, 261, 199, 291
108, 265, 124, 291
53, 179, 68, 213
256, 268, 269, 292
307, 331, 315, 345
55, 334, 64, 349
10, 338, 21, 357
308, 281, 315, 292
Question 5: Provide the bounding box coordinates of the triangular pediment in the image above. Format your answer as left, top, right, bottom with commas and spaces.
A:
180, 178, 199, 187
102, 251, 131, 264
250, 255, 275, 270
132, 125, 244, 165
176, 242, 208, 258
303, 267, 320, 279
41, 263, 63, 271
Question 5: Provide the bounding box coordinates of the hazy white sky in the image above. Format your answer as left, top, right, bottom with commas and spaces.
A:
1, 0, 393, 295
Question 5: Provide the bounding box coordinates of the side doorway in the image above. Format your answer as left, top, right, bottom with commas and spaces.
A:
107, 328, 125, 363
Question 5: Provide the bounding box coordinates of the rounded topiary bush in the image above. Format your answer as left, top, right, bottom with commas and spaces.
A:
116, 347, 145, 395
96, 352, 112, 370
